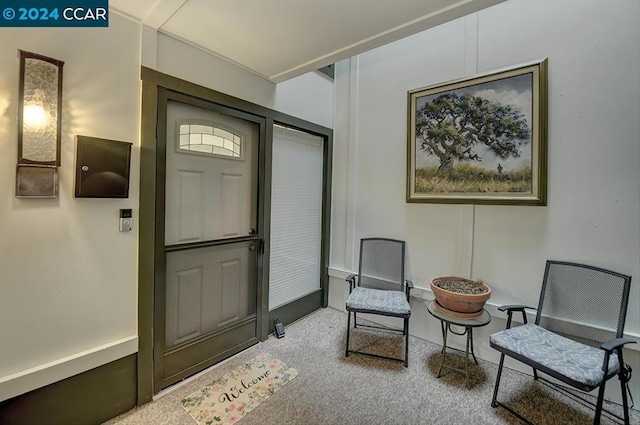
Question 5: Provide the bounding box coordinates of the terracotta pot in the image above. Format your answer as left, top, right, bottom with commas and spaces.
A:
430, 276, 491, 317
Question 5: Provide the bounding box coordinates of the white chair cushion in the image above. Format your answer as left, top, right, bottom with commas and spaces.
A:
345, 287, 411, 318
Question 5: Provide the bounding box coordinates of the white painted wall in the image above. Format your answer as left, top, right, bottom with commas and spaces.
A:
156, 34, 334, 129
330, 0, 640, 406
156, 34, 276, 109
274, 71, 334, 128
0, 15, 334, 402
0, 14, 140, 401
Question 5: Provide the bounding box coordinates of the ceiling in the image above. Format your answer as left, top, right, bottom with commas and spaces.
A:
110, 0, 505, 83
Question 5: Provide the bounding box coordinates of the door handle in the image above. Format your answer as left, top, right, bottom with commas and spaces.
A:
249, 240, 263, 253
249, 228, 256, 235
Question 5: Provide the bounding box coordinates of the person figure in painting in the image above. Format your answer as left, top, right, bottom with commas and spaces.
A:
497, 163, 503, 175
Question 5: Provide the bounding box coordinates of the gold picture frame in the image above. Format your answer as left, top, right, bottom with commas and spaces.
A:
407, 58, 548, 205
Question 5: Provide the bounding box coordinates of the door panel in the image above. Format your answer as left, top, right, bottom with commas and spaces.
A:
176, 170, 204, 243
163, 319, 257, 380
221, 173, 243, 237
155, 95, 260, 391
165, 242, 256, 348
165, 101, 256, 245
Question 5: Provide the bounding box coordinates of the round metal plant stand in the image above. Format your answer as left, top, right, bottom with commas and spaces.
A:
427, 301, 491, 389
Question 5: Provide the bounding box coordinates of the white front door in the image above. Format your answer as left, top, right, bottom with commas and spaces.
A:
155, 95, 261, 391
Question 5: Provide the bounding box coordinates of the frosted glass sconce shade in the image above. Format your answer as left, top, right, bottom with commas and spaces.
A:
18, 50, 64, 165
16, 51, 64, 198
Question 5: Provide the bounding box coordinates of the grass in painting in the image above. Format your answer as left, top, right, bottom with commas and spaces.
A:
415, 164, 532, 193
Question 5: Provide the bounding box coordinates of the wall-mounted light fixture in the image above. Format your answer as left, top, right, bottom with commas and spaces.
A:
16, 50, 64, 198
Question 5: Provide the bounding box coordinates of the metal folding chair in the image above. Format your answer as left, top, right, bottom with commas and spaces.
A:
490, 260, 634, 424
345, 238, 413, 367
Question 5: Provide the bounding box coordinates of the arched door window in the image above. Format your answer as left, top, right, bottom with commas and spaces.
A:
177, 121, 243, 159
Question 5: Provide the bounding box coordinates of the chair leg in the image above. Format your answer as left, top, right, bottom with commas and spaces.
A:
618, 351, 631, 425
594, 381, 606, 425
404, 317, 409, 368
620, 374, 631, 425
345, 310, 351, 357
618, 361, 631, 425
491, 353, 506, 408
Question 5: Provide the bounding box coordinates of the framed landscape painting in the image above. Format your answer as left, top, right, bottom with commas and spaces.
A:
407, 59, 548, 205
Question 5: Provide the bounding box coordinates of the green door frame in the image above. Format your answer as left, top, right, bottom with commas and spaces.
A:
138, 67, 333, 404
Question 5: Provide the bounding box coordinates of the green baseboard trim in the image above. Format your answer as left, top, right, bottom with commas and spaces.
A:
268, 291, 323, 332
0, 354, 137, 425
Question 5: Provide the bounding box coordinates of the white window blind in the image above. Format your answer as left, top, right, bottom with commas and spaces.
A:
269, 125, 324, 311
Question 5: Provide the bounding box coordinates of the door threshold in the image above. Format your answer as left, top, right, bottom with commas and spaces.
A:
153, 342, 263, 401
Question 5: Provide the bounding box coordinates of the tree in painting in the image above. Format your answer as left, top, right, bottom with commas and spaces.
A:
415, 93, 530, 174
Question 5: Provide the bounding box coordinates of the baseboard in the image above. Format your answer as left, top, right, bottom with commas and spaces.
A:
269, 290, 323, 331
0, 336, 138, 402
0, 354, 137, 425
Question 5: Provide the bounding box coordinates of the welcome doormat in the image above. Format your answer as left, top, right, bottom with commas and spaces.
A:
181, 353, 298, 425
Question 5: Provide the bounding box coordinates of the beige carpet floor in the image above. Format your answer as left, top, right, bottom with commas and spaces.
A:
105, 307, 639, 425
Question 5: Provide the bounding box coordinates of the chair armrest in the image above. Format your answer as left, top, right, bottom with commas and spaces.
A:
346, 274, 357, 292
599, 338, 636, 377
497, 305, 536, 328
498, 304, 535, 312
601, 338, 636, 353
404, 280, 413, 300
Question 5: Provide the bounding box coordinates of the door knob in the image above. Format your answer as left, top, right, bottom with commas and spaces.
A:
249, 228, 256, 235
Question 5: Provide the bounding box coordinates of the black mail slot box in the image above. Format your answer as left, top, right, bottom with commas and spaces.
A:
75, 136, 132, 198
